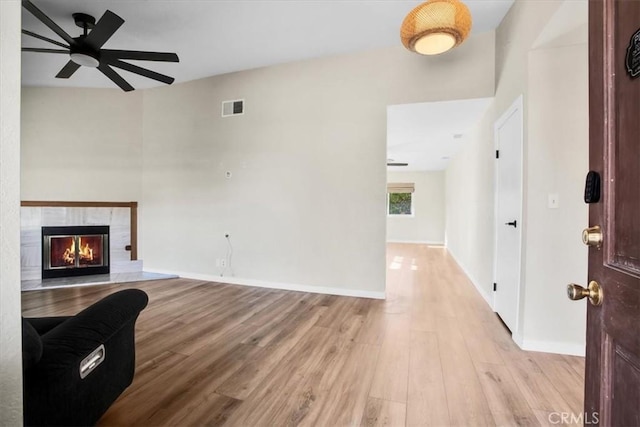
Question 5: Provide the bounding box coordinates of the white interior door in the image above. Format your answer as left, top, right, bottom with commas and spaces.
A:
493, 96, 523, 333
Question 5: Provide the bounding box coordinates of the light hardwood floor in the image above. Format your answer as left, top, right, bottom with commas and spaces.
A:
21, 243, 585, 426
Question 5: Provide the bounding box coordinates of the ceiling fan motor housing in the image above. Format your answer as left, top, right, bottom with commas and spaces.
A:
72, 13, 95, 30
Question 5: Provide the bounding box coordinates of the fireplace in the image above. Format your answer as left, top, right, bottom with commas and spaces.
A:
42, 226, 110, 279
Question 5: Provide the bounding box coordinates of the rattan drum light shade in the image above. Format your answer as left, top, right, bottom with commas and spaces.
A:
400, 0, 472, 55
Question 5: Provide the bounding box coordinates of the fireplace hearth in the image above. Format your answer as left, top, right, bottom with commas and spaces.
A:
42, 226, 110, 279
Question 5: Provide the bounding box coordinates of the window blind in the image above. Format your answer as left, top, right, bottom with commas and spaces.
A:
387, 183, 415, 193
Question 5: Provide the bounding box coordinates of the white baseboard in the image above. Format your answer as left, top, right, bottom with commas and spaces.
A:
146, 268, 386, 300
446, 247, 493, 308
386, 240, 445, 245
513, 333, 585, 357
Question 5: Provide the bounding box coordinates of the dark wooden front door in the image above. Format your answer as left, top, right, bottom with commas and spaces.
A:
586, 0, 640, 424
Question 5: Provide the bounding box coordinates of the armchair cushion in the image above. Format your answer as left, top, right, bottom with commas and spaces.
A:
27, 316, 69, 335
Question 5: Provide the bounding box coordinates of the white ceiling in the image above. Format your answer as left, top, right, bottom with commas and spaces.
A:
21, 0, 514, 90
387, 98, 493, 171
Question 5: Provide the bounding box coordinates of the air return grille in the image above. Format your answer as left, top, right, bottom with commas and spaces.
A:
222, 99, 244, 117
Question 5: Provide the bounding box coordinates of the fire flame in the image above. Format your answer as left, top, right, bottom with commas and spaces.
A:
62, 238, 94, 265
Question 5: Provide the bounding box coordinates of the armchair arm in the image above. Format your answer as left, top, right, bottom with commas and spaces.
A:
35, 288, 148, 372
23, 289, 148, 426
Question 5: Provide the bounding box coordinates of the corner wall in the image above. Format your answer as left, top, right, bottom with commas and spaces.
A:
0, 1, 24, 423
387, 171, 445, 244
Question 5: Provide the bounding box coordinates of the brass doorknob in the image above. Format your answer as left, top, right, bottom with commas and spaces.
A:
582, 226, 603, 248
567, 281, 603, 306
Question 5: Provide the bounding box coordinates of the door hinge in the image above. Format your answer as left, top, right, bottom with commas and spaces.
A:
493, 282, 497, 291
495, 150, 500, 159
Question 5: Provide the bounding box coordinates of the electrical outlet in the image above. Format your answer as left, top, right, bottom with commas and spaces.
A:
220, 259, 227, 268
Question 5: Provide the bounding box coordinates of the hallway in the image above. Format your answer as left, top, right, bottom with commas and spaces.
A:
382, 243, 584, 426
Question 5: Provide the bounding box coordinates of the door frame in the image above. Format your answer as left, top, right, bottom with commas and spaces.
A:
492, 94, 525, 335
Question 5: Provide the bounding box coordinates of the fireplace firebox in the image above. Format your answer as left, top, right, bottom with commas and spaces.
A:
42, 226, 110, 279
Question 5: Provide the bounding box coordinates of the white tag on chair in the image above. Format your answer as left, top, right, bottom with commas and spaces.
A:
79, 344, 105, 379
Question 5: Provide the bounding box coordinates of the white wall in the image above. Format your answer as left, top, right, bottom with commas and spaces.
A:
522, 41, 588, 354
445, 112, 495, 303
387, 171, 445, 244
445, 0, 588, 355
139, 35, 495, 296
21, 88, 143, 201
0, 1, 24, 424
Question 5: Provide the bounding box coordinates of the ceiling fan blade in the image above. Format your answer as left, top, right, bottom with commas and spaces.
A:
98, 64, 134, 92
22, 30, 69, 49
85, 10, 124, 51
106, 59, 175, 85
101, 49, 179, 62
55, 60, 81, 79
22, 0, 75, 45
22, 47, 69, 54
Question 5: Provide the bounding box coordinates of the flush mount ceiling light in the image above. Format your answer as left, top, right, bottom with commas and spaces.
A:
400, 0, 472, 55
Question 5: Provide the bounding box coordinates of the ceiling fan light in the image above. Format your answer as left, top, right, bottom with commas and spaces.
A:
400, 0, 472, 55
70, 52, 99, 68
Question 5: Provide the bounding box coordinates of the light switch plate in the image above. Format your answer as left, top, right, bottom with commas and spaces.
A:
548, 193, 559, 209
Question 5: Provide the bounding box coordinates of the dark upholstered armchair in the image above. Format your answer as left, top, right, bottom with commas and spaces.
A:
22, 288, 148, 426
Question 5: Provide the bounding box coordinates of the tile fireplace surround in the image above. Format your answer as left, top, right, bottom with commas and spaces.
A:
21, 202, 142, 286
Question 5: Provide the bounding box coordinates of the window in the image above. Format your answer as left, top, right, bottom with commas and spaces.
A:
387, 182, 415, 216
388, 192, 413, 215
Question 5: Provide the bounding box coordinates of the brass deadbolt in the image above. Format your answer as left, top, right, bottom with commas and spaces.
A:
582, 226, 603, 248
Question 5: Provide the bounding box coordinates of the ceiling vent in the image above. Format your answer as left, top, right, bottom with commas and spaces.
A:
222, 99, 244, 117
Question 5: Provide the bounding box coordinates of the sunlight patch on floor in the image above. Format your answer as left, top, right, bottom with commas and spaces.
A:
389, 256, 404, 270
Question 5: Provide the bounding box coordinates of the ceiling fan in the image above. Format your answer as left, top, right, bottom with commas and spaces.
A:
21, 0, 179, 92
387, 159, 408, 166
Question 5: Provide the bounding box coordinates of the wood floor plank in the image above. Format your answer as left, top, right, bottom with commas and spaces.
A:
474, 362, 539, 426
406, 331, 450, 426
222, 326, 337, 426
216, 305, 327, 400
240, 294, 317, 347
436, 315, 495, 426
360, 397, 407, 427
118, 350, 189, 399
100, 331, 260, 425
353, 305, 387, 345
533, 353, 585, 414
300, 342, 380, 427
457, 311, 505, 366
506, 356, 574, 414
369, 339, 410, 403
171, 393, 242, 427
